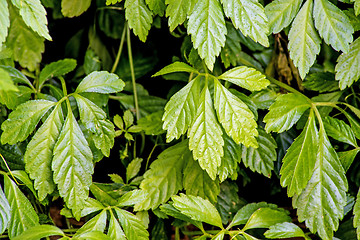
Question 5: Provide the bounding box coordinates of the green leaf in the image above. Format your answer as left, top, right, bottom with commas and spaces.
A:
323, 116, 357, 146
114, 207, 149, 240
220, 23, 242, 68
172, 193, 223, 228
183, 158, 220, 204
242, 128, 277, 178
0, 0, 9, 48
106, 0, 123, 5
189, 85, 224, 180
288, 0, 321, 79
1, 100, 55, 145
187, 0, 227, 71
264, 222, 307, 239
354, 188, 360, 239
0, 65, 33, 88
163, 77, 200, 142
61, 0, 91, 17
0, 68, 18, 92
126, 157, 143, 182
313, 0, 353, 52
356, 0, 360, 16
165, 0, 195, 31
152, 62, 199, 77
133, 111, 165, 135
12, 225, 65, 240
221, 0, 269, 46
214, 79, 258, 148
108, 210, 126, 240
344, 9, 360, 32
24, 104, 64, 201
250, 88, 279, 110
0, 85, 33, 110
302, 72, 339, 93
264, 93, 311, 133
39, 59, 77, 89
74, 231, 111, 240
76, 210, 107, 235
160, 203, 203, 229
243, 208, 291, 230
265, 0, 302, 33
134, 140, 190, 210
335, 37, 360, 90
10, 0, 51, 40
0, 185, 10, 235
74, 94, 115, 157
293, 127, 347, 240
52, 108, 94, 219
118, 190, 147, 207
125, 0, 153, 42
218, 66, 270, 92
4, 175, 39, 239
280, 110, 318, 197
145, 0, 166, 16
76, 71, 125, 94
90, 183, 118, 206
339, 149, 359, 172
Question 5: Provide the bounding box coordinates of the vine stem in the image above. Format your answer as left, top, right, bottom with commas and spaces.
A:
267, 76, 312, 102
110, 22, 127, 73
59, 76, 68, 96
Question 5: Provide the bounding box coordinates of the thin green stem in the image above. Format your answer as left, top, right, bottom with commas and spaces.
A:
59, 76, 68, 96
111, 23, 127, 73
145, 136, 159, 170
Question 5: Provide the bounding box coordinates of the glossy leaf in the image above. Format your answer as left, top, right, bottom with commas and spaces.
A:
117, 190, 147, 207
76, 210, 107, 235
243, 208, 291, 230
165, 0, 195, 31
126, 157, 143, 182
0, 185, 10, 234
323, 116, 357, 146
0, 68, 18, 92
339, 149, 359, 172
160, 203, 203, 229
114, 207, 149, 240
153, 62, 199, 77
354, 188, 360, 239
61, 0, 91, 17
74, 231, 111, 240
39, 59, 77, 89
76, 71, 124, 94
12, 225, 65, 240
108, 210, 126, 240
145, 0, 166, 16
125, 0, 153, 42
0, 0, 9, 48
302, 72, 339, 92
264, 222, 308, 239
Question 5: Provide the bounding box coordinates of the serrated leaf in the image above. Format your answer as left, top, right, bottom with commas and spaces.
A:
302, 72, 339, 92
243, 208, 291, 230
163, 77, 200, 142
134, 140, 190, 210
280, 110, 318, 197
76, 210, 107, 235
335, 37, 360, 90
0, 68, 18, 92
165, 0, 195, 31
24, 104, 64, 201
4, 175, 39, 239
183, 158, 220, 203
172, 193, 223, 228
220, 23, 242, 68
0, 0, 9, 49
153, 62, 199, 77
12, 225, 65, 240
354, 188, 360, 239
323, 116, 357, 146
114, 207, 149, 240
221, 0, 269, 46
52, 109, 94, 219
74, 94, 115, 157
0, 185, 10, 234
126, 157, 143, 182
76, 71, 124, 94
264, 93, 311, 133
125, 0, 153, 42
39, 59, 77, 89
313, 0, 353, 52
1, 99, 55, 145
264, 222, 307, 239
133, 111, 165, 135
288, 0, 321, 79
145, 0, 166, 16
339, 149, 359, 172
160, 204, 203, 229
10, 0, 51, 40
356, 0, 360, 15
242, 128, 277, 177
265, 0, 302, 33
108, 210, 126, 240
61, 0, 91, 17
189, 85, 224, 179
293, 127, 347, 240
0, 85, 32, 110
118, 190, 147, 207
106, 0, 123, 5
218, 66, 270, 91
214, 79, 258, 148
187, 0, 227, 71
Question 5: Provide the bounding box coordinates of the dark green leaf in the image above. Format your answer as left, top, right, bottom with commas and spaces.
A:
39, 59, 77, 89
153, 62, 199, 77
339, 149, 359, 172
132, 111, 165, 135
323, 116, 357, 146
243, 208, 291, 230
303, 72, 339, 92
12, 225, 65, 240
220, 23, 242, 68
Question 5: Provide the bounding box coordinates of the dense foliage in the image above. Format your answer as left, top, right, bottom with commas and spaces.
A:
0, 0, 360, 239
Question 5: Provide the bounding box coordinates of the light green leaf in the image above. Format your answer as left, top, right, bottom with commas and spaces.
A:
118, 190, 147, 207
0, 68, 18, 92
108, 210, 126, 240
356, 0, 360, 16
339, 149, 359, 172
264, 93, 311, 133
0, 0, 9, 49
264, 222, 307, 239
160, 204, 203, 229
172, 193, 223, 228
153, 62, 199, 77
114, 207, 149, 240
12, 225, 65, 240
218, 66, 270, 91
133, 111, 165, 135
134, 140, 190, 210
187, 0, 227, 71
74, 94, 115, 157
76, 71, 125, 94
0, 65, 33, 88
126, 157, 143, 182
76, 210, 107, 235
313, 0, 353, 52
0, 185, 10, 235
242, 128, 277, 177
52, 109, 94, 219
4, 175, 39, 239
189, 85, 224, 180
221, 0, 269, 46
165, 0, 195, 31
323, 116, 357, 147
335, 37, 360, 90
163, 77, 200, 142
10, 0, 51, 40
106, 0, 123, 5
280, 110, 318, 197
288, 0, 321, 79
243, 208, 291, 230
39, 59, 77, 89
61, 0, 91, 17
0, 85, 32, 110
293, 127, 347, 240
125, 0, 153, 42
354, 188, 360, 239
24, 104, 64, 201
214, 79, 258, 148
265, 0, 302, 33
1, 100, 55, 145
145, 0, 166, 16
183, 158, 220, 204
74, 231, 111, 240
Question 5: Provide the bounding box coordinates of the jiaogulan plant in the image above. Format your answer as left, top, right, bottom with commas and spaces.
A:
0, 0, 359, 239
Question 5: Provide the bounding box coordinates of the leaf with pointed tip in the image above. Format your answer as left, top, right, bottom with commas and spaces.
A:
61, 0, 91, 17
302, 72, 339, 93
52, 109, 94, 219
264, 93, 311, 133
335, 37, 360, 90
264, 222, 308, 239
354, 188, 360, 239
117, 190, 147, 207
221, 0, 269, 46
165, 0, 195, 31
75, 210, 107, 235
0, 185, 10, 234
0, 0, 9, 49
189, 85, 224, 180
24, 104, 64, 201
187, 0, 227, 71
145, 0, 166, 16
288, 0, 321, 79
114, 207, 149, 240
172, 193, 223, 228
0, 68, 18, 92
12, 225, 65, 240
76, 71, 124, 94
74, 231, 111, 240
243, 208, 291, 230
152, 62, 199, 77
280, 110, 318, 197
160, 204, 203, 229
1, 100, 55, 145
125, 0, 153, 42
339, 149, 359, 172
313, 0, 353, 52
323, 116, 357, 146
39, 59, 77, 89
108, 210, 126, 240
220, 23, 242, 68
